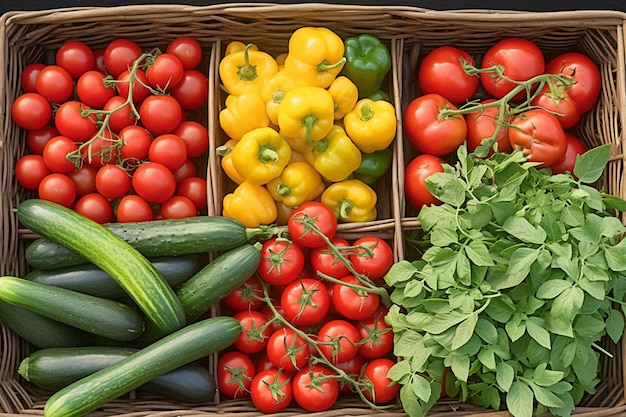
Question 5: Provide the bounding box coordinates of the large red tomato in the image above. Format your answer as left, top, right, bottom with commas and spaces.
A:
465, 99, 512, 155
545, 52, 601, 113
549, 132, 588, 177
404, 154, 445, 212
508, 109, 567, 168
418, 46, 479, 104
530, 83, 581, 129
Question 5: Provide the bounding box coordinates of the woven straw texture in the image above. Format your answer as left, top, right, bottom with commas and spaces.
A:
1, 3, 626, 417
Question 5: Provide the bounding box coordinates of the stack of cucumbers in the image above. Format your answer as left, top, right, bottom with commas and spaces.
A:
2, 199, 266, 417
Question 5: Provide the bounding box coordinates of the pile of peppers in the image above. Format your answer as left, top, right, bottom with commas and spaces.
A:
217, 28, 396, 228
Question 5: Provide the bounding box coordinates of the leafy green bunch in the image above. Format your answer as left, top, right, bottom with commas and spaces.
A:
384, 143, 626, 417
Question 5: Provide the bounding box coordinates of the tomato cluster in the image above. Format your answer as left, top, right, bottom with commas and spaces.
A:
404, 38, 601, 211
12, 37, 210, 223
217, 202, 399, 412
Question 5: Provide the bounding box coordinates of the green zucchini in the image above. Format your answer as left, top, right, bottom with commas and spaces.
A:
44, 316, 240, 417
0, 276, 144, 341
17, 199, 186, 334
25, 255, 202, 299
19, 347, 217, 403
25, 212, 266, 270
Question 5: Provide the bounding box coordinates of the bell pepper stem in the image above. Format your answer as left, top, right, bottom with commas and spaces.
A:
301, 114, 319, 145
238, 44, 259, 82
317, 57, 346, 73
258, 144, 279, 163
359, 102, 375, 122
337, 198, 354, 221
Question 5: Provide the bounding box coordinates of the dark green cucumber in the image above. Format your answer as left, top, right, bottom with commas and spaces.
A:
19, 347, 216, 403
44, 316, 240, 417
0, 276, 144, 341
25, 255, 202, 299
17, 199, 186, 334
25, 213, 264, 270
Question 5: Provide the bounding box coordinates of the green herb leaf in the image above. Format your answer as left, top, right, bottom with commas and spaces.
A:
573, 143, 610, 183
507, 381, 534, 417
503, 217, 547, 244
496, 362, 515, 391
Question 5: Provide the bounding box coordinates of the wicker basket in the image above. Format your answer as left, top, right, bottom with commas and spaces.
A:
1, 4, 626, 417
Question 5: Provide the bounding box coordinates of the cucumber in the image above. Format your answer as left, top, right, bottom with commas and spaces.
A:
19, 347, 217, 403
0, 276, 144, 341
17, 199, 186, 334
25, 212, 266, 270
44, 316, 240, 417
25, 255, 202, 299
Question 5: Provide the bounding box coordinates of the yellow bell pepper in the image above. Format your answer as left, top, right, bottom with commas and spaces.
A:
321, 179, 377, 223
224, 41, 258, 56
219, 90, 270, 141
230, 127, 291, 185
343, 98, 397, 153
327, 76, 358, 120
260, 70, 299, 126
218, 139, 245, 184
277, 86, 335, 144
275, 52, 288, 69
275, 200, 296, 225
223, 181, 277, 227
267, 161, 325, 207
219, 43, 278, 95
304, 124, 362, 182
283, 27, 346, 88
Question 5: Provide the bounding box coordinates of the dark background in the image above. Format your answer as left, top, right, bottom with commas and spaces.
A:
1, 0, 626, 15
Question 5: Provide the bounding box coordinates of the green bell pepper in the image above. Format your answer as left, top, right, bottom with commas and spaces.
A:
368, 89, 390, 102
341, 34, 391, 98
352, 147, 393, 185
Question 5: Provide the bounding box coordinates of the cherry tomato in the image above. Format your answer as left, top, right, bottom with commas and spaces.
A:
139, 94, 183, 136
550, 133, 588, 177
54, 101, 98, 142
118, 125, 152, 163
20, 63, 45, 93
545, 52, 601, 113
95, 164, 131, 199
132, 161, 177, 204
176, 176, 208, 212
103, 38, 143, 78
27, 125, 59, 155
170, 69, 209, 110
116, 68, 151, 105
36, 65, 74, 104
66, 163, 98, 197
255, 353, 275, 374
14, 154, 51, 190
74, 193, 114, 224
332, 275, 380, 321
222, 275, 265, 312
146, 53, 184, 90
42, 135, 79, 173
92, 48, 107, 74
85, 133, 118, 169
38, 173, 76, 207
217, 351, 256, 398
530, 83, 581, 129
250, 369, 293, 413
281, 278, 330, 326
316, 319, 360, 364
508, 109, 567, 168
357, 306, 393, 359
159, 195, 198, 219
349, 236, 393, 281
309, 237, 351, 279
480, 37, 545, 101
335, 354, 366, 394
404, 154, 445, 212
11, 93, 52, 131
266, 327, 311, 372
115, 194, 153, 223
172, 120, 209, 158
288, 201, 337, 249
257, 237, 305, 286
361, 358, 400, 404
148, 133, 188, 171
292, 364, 339, 412
56, 40, 95, 79
418, 46, 479, 104
166, 36, 203, 70
171, 159, 198, 185
103, 96, 137, 133
232, 310, 272, 354
77, 70, 116, 109
465, 99, 512, 155
404, 94, 466, 156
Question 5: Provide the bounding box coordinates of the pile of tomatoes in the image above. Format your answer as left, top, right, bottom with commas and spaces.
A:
403, 38, 601, 211
217, 201, 399, 412
12, 36, 210, 223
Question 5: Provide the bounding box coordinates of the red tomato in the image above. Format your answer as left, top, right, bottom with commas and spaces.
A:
404, 94, 466, 156
530, 83, 581, 129
116, 195, 153, 222
158, 195, 198, 219
86, 135, 119, 169
76, 70, 116, 109
332, 275, 380, 321
176, 176, 208, 212
255, 353, 275, 374
361, 358, 400, 404
550, 133, 588, 177
171, 159, 198, 185
404, 154, 445, 212
217, 351, 256, 399
36, 65, 74, 104
116, 68, 151, 105
172, 120, 210, 158
309, 237, 351, 279
103, 96, 137, 133
357, 307, 393, 359
480, 37, 545, 101
20, 63, 45, 93
66, 163, 98, 197
139, 94, 183, 136
465, 99, 512, 155
233, 310, 273, 354
95, 164, 131, 199
509, 109, 568, 168
166, 36, 203, 70
418, 46, 479, 104
281, 278, 330, 326
335, 354, 366, 394
287, 201, 337, 248
170, 69, 209, 110
38, 173, 76, 207
222, 275, 265, 312
118, 125, 152, 163
92, 48, 107, 74
146, 53, 184, 90
148, 134, 188, 171
15, 154, 51, 190
316, 319, 360, 364
74, 193, 114, 224
292, 364, 339, 412
545, 52, 601, 113
54, 101, 98, 142
250, 369, 293, 413
42, 135, 79, 173
27, 125, 59, 155
266, 327, 311, 372
131, 161, 176, 204
12, 93, 52, 131
56, 40, 95, 79
103, 38, 143, 78
257, 237, 305, 286
349, 236, 393, 281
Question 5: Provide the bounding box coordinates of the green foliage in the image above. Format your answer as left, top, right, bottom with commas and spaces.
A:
385, 144, 626, 417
